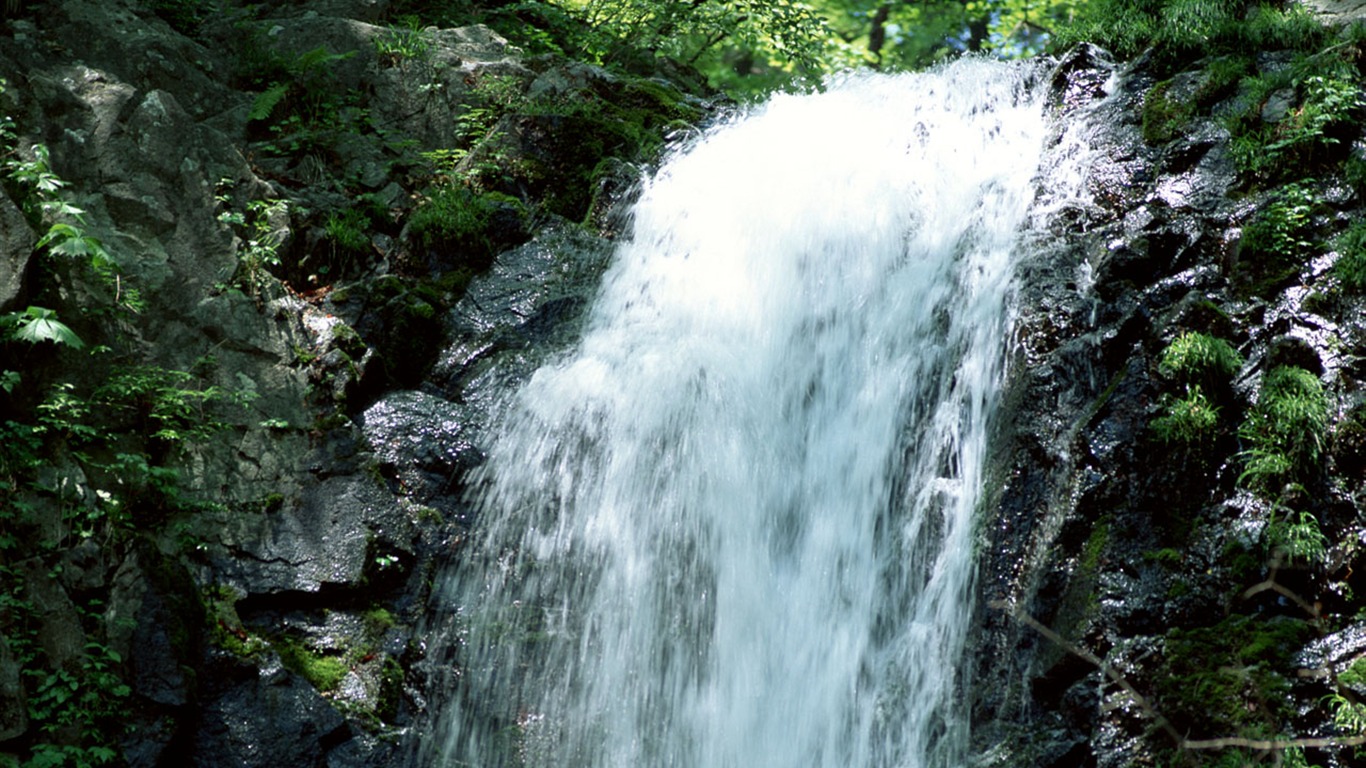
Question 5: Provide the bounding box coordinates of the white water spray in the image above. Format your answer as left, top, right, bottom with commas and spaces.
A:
428, 58, 1054, 768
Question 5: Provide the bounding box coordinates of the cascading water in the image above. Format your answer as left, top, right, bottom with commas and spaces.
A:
424, 58, 1063, 768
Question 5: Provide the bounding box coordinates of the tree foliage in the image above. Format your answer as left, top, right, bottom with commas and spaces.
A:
392, 0, 1079, 95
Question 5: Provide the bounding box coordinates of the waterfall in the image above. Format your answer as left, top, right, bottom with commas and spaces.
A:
425, 58, 1057, 768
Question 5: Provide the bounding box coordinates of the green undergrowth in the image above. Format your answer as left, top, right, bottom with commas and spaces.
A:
1224, 48, 1363, 183
1333, 219, 1366, 291
1156, 614, 1314, 750
1151, 331, 1243, 445
1238, 365, 1329, 494
1054, 0, 1329, 74
1236, 183, 1320, 297
0, 77, 287, 766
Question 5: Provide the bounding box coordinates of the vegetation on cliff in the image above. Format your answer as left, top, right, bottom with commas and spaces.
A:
979, 3, 1366, 767
3, 0, 1366, 767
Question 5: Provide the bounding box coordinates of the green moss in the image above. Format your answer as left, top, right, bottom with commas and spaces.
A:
1055, 520, 1110, 642
1142, 79, 1193, 145
1143, 548, 1184, 569
205, 585, 270, 658
1157, 613, 1313, 738
276, 636, 348, 693
1333, 219, 1366, 291
1340, 657, 1366, 688
362, 606, 396, 634
377, 656, 404, 723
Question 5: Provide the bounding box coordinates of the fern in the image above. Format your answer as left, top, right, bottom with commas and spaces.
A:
248, 83, 288, 122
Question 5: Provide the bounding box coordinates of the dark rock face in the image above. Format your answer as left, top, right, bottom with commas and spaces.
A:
0, 191, 34, 311
971, 40, 1366, 768
0, 0, 702, 765
192, 653, 348, 768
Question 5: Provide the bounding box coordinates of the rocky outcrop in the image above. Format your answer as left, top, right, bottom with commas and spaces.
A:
972, 33, 1366, 768
0, 0, 707, 765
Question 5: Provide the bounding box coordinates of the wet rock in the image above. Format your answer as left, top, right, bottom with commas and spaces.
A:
105, 544, 203, 708
976, 36, 1366, 768
432, 224, 614, 402
194, 652, 348, 768
0, 190, 33, 311
204, 474, 415, 595
20, 558, 84, 669
360, 390, 482, 505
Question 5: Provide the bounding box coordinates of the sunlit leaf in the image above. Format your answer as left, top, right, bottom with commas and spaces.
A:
6, 306, 85, 349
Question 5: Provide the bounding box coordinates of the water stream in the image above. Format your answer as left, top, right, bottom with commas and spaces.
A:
426, 58, 1064, 768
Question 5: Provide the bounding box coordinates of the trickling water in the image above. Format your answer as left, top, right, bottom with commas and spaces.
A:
426, 58, 1057, 768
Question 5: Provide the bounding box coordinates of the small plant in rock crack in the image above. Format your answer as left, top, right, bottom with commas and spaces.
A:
1237, 183, 1320, 296
1264, 504, 1327, 565
217, 184, 288, 295
1158, 331, 1243, 387
374, 16, 430, 66
1237, 365, 1329, 493
1152, 384, 1221, 444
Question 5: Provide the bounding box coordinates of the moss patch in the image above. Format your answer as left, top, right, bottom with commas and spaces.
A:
1154, 613, 1313, 738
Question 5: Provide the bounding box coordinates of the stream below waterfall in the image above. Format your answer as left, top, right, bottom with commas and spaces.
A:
421, 57, 1093, 768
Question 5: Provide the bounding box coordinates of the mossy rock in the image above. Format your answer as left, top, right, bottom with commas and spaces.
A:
407, 187, 529, 272
1154, 613, 1313, 738
1142, 79, 1194, 145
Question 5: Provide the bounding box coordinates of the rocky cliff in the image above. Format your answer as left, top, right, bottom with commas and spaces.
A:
0, 1, 707, 765
973, 22, 1366, 768
6, 1, 1366, 767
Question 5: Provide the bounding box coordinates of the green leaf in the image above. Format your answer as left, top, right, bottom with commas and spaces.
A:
6, 306, 85, 349
248, 83, 290, 122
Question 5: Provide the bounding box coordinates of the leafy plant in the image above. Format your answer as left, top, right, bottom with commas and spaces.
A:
1158, 331, 1243, 386
1228, 59, 1362, 180
1238, 366, 1329, 492
23, 642, 132, 767
94, 363, 253, 445
1152, 385, 1220, 444
247, 46, 357, 127
2, 306, 84, 349
374, 17, 430, 66
1264, 507, 1327, 565
1237, 183, 1319, 296
217, 190, 289, 295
